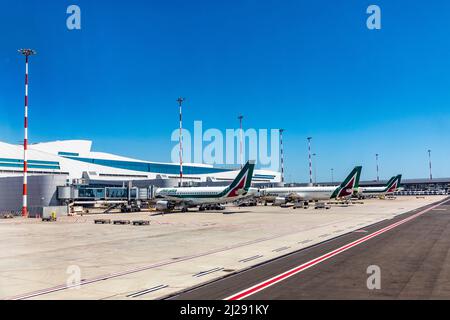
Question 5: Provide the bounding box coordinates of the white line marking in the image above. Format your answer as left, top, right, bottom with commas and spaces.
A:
194, 267, 224, 277
239, 255, 263, 263
127, 285, 168, 298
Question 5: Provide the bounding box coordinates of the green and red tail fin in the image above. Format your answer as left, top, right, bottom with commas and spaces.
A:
382, 176, 396, 192
381, 176, 396, 192
223, 160, 255, 198
331, 166, 362, 199
386, 174, 402, 193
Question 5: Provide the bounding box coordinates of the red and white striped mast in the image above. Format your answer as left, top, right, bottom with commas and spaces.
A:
18, 49, 36, 218
279, 129, 285, 184
177, 97, 185, 187
238, 115, 244, 169
307, 137, 313, 186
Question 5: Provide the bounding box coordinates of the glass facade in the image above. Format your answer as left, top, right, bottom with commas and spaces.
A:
58, 152, 80, 157
77, 187, 105, 199
254, 174, 276, 180
63, 156, 235, 175
0, 158, 60, 170
77, 186, 137, 199
0, 156, 276, 180
106, 187, 128, 198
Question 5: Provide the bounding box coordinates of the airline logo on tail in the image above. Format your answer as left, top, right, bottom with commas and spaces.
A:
386, 174, 402, 193
223, 161, 255, 198
331, 166, 362, 199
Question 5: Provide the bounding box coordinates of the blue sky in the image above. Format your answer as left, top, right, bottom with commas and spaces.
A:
1, 0, 449, 182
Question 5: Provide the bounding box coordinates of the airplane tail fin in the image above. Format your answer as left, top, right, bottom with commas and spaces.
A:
383, 176, 396, 191
386, 174, 402, 193
224, 161, 256, 198
331, 166, 362, 199
382, 176, 396, 192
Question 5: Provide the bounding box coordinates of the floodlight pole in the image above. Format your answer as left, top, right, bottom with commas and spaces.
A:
238, 115, 244, 169
279, 129, 285, 184
307, 137, 313, 185
177, 97, 185, 187
18, 49, 36, 218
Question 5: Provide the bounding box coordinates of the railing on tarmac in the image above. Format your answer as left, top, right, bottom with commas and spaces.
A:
27, 206, 43, 218
394, 190, 449, 196
0, 210, 21, 218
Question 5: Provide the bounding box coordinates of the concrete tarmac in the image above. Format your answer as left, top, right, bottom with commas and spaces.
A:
170, 198, 450, 300
0, 196, 445, 300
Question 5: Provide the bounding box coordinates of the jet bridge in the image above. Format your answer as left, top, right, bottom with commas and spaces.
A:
57, 185, 155, 212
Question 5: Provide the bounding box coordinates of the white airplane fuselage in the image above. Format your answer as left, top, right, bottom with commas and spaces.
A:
358, 186, 389, 197
358, 186, 398, 197
156, 187, 246, 205
155, 160, 256, 211
262, 186, 338, 201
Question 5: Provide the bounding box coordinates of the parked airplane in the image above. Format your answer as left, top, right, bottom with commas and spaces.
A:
155, 160, 255, 212
260, 166, 362, 205
357, 174, 402, 198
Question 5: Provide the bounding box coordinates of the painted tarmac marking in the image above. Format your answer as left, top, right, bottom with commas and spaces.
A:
194, 267, 224, 277
272, 246, 291, 252
127, 285, 168, 298
239, 255, 263, 263
224, 199, 447, 300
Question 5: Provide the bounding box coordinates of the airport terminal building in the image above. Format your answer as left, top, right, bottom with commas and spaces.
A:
0, 140, 280, 183
2, 139, 447, 214
0, 140, 281, 213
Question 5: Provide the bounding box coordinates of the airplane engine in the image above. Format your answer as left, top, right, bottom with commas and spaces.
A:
247, 187, 260, 197
156, 200, 173, 211
274, 197, 287, 205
